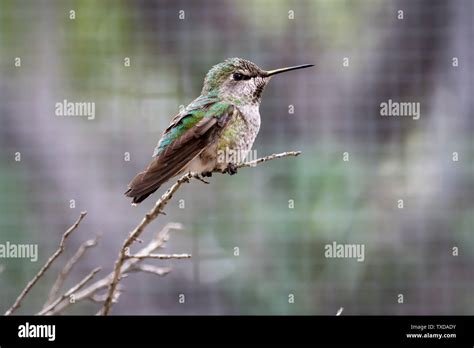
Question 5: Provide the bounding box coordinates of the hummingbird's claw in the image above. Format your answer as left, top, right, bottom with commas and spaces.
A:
224, 163, 238, 176
192, 173, 210, 184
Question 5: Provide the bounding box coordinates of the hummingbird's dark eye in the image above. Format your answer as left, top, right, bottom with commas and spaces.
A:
233, 73, 244, 81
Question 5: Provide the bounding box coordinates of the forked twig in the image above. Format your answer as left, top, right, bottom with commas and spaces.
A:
5, 212, 87, 315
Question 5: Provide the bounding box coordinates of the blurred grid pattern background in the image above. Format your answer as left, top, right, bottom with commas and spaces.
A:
0, 0, 473, 314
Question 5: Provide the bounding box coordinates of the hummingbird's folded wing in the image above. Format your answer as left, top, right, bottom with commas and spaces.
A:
125, 100, 235, 204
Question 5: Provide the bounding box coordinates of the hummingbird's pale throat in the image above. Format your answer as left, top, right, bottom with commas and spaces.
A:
125, 58, 313, 204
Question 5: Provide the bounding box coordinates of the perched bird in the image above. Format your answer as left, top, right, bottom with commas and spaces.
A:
125, 58, 313, 204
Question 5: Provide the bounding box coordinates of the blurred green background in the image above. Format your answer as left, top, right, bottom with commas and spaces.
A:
0, 0, 473, 314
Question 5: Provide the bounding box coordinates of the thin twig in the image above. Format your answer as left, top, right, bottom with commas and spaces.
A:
126, 253, 191, 260
130, 264, 171, 276
193, 175, 210, 184
234, 151, 301, 169
5, 212, 87, 316
44, 236, 100, 307
38, 267, 101, 316
101, 151, 300, 315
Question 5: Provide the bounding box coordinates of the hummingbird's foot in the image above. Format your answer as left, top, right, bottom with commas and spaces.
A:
224, 163, 238, 176
192, 173, 210, 184
201, 171, 213, 178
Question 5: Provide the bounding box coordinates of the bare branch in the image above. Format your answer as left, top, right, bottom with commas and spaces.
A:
101, 151, 300, 315
38, 267, 101, 316
5, 212, 87, 316
101, 174, 198, 315
130, 264, 171, 276
235, 151, 301, 169
30, 151, 299, 315
90, 293, 109, 303
44, 236, 100, 307
41, 223, 182, 315
126, 253, 191, 260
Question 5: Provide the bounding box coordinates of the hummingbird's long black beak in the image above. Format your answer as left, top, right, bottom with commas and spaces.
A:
264, 64, 314, 77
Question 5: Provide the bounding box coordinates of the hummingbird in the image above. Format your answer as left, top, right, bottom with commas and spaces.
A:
125, 58, 313, 204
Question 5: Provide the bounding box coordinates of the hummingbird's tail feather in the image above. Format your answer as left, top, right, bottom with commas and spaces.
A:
124, 157, 187, 204
124, 171, 159, 204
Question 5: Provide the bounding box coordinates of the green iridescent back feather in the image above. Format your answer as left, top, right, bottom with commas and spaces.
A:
153, 94, 230, 157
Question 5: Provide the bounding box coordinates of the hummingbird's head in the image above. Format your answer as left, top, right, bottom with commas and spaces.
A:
201, 58, 313, 105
